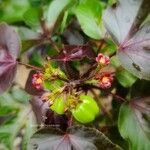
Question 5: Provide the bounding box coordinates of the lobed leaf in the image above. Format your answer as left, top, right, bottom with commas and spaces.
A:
103, 0, 150, 80
118, 22, 150, 80
103, 0, 149, 44
0, 23, 20, 94
28, 125, 122, 150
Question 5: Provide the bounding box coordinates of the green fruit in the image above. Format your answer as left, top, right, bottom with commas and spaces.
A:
71, 95, 99, 123
51, 97, 65, 115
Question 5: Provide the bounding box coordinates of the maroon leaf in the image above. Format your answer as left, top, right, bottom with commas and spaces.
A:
30, 96, 50, 124
103, 0, 150, 80
30, 96, 68, 131
0, 50, 17, 94
103, 0, 149, 44
118, 22, 150, 80
0, 23, 20, 58
28, 125, 122, 150
60, 62, 80, 79
0, 23, 20, 94
52, 45, 96, 61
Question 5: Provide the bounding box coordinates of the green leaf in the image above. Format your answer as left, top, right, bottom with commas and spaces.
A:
22, 115, 35, 150
0, 90, 35, 149
116, 70, 137, 88
110, 56, 121, 68
118, 99, 150, 150
75, 0, 105, 39
18, 27, 41, 41
0, 93, 21, 110
28, 125, 122, 150
0, 0, 30, 23
23, 7, 41, 30
46, 0, 73, 31
0, 106, 17, 116
0, 107, 30, 149
29, 51, 44, 67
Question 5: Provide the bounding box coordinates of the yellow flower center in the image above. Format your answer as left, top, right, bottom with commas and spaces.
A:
36, 78, 43, 84
101, 77, 109, 83
99, 57, 106, 64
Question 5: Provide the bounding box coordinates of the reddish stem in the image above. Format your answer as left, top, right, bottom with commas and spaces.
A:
18, 61, 43, 72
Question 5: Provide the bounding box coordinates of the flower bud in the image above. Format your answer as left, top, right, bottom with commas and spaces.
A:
96, 53, 110, 65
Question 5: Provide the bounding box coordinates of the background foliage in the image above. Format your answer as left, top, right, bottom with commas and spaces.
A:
0, 0, 150, 150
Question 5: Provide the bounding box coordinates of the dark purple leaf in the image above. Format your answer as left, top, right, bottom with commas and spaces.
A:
52, 45, 96, 61
60, 62, 80, 79
103, 0, 149, 44
28, 125, 122, 150
45, 111, 68, 131
0, 23, 20, 93
103, 0, 150, 80
30, 96, 50, 124
30, 96, 68, 131
118, 22, 150, 80
62, 20, 85, 45
0, 23, 20, 59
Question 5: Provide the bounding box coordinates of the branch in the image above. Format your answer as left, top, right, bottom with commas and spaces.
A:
18, 61, 43, 72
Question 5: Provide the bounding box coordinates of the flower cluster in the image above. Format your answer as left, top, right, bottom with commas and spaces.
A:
95, 53, 114, 89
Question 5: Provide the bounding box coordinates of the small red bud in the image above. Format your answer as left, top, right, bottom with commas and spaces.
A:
96, 53, 110, 65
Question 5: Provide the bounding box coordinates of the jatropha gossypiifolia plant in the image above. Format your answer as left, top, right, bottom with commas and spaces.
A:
0, 0, 150, 149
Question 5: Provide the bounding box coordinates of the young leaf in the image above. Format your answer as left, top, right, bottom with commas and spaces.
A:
28, 125, 122, 150
75, 0, 105, 39
118, 98, 150, 150
52, 45, 96, 61
0, 23, 20, 94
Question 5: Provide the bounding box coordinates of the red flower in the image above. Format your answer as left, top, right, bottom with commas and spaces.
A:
96, 53, 110, 65
96, 73, 114, 89
32, 72, 43, 90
